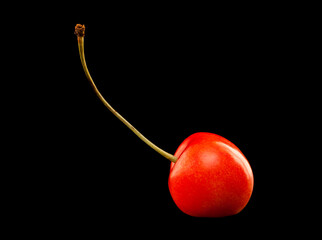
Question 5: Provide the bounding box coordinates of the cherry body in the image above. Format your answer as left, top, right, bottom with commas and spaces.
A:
168, 132, 254, 217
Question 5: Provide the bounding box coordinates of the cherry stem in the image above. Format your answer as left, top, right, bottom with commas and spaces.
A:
75, 24, 177, 163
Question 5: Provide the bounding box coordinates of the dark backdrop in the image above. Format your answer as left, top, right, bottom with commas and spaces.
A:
6, 4, 309, 236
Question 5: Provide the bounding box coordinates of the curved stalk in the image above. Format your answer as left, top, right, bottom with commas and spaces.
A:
75, 24, 177, 163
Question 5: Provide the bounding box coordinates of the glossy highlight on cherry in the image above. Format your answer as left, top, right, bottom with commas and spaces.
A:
75, 24, 254, 218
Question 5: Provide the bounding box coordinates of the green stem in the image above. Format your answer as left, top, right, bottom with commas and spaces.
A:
75, 24, 177, 163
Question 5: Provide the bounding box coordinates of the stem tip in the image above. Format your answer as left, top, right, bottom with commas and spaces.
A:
75, 24, 85, 37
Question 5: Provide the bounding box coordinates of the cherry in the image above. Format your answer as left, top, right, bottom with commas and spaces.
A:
169, 132, 253, 217
75, 24, 254, 217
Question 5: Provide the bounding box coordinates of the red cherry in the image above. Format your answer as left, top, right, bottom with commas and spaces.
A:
169, 132, 254, 217
76, 26, 254, 217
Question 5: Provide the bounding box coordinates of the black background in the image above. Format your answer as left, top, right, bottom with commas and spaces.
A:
5, 2, 316, 237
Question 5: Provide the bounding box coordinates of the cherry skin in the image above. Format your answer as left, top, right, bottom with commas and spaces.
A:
168, 132, 254, 217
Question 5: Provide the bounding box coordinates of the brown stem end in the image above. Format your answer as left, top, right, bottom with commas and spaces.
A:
75, 24, 85, 37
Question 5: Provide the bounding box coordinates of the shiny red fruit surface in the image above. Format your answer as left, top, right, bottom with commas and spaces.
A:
168, 132, 254, 217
